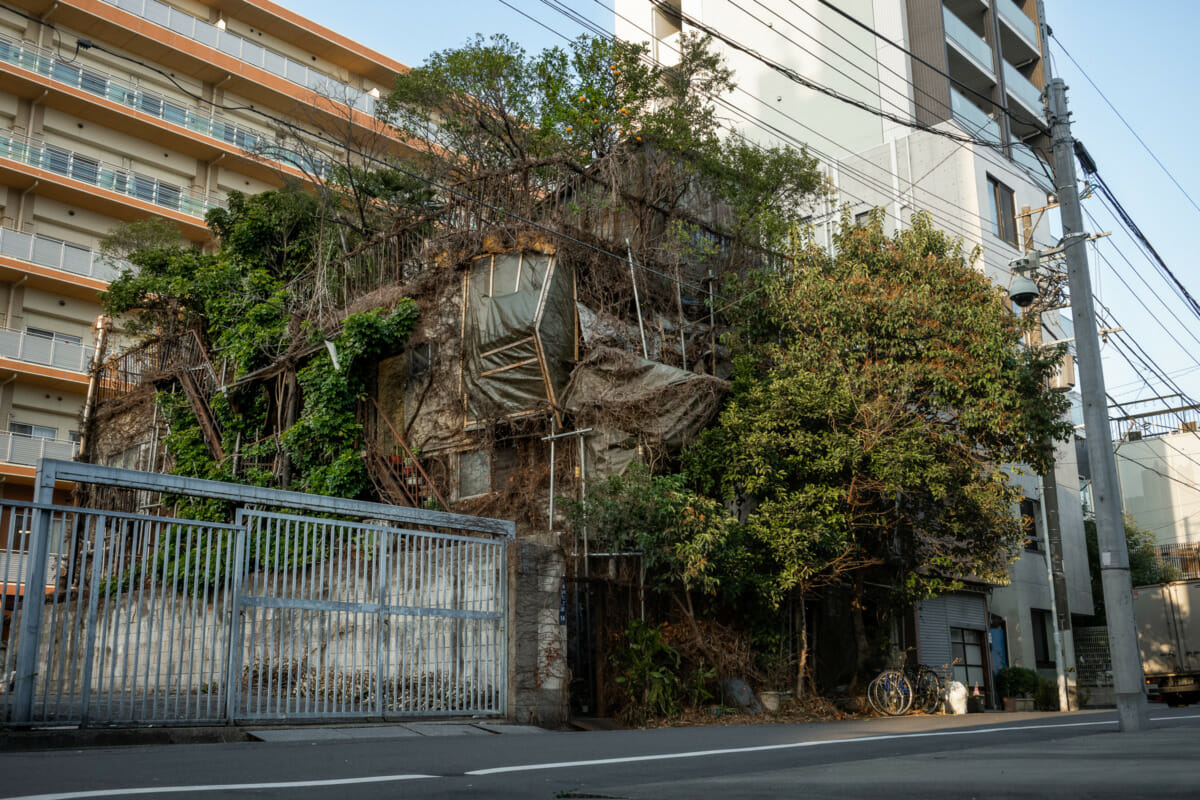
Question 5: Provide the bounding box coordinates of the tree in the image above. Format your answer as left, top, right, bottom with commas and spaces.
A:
1083, 514, 1178, 621
686, 211, 1074, 681
381, 33, 820, 251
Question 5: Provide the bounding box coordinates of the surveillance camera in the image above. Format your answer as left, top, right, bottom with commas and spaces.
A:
1008, 273, 1039, 308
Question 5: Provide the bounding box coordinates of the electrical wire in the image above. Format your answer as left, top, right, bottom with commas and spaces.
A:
1051, 32, 1200, 219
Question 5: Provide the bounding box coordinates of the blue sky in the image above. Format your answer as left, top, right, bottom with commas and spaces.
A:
285, 0, 1198, 411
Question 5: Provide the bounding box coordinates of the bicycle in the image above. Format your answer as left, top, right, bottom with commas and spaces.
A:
867, 668, 913, 716
907, 664, 945, 714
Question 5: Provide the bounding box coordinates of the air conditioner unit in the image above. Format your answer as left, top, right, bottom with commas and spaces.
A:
1126, 430, 1143, 442
1049, 354, 1075, 392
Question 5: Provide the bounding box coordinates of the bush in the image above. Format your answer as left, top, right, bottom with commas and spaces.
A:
996, 666, 1039, 698
611, 620, 682, 725
1034, 677, 1060, 711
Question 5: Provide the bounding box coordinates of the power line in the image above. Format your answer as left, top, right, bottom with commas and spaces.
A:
1050, 33, 1200, 219
811, 0, 1049, 137
584, 0, 1060, 264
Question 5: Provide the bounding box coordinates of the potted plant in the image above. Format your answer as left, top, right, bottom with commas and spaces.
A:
996, 666, 1039, 711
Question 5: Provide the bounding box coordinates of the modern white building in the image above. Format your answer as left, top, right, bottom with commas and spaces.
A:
617, 0, 1092, 697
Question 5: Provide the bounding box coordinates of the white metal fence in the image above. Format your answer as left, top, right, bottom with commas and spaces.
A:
1, 461, 512, 727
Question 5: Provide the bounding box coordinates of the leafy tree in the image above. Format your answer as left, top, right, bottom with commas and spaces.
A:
382, 33, 820, 250
686, 211, 1074, 678
1083, 514, 1178, 620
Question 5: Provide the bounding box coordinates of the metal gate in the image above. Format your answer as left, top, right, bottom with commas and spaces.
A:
2, 460, 511, 727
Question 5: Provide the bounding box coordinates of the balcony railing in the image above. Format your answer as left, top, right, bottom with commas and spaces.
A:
995, 0, 1039, 50
943, 7, 994, 76
950, 87, 1001, 144
0, 130, 224, 218
101, 0, 377, 116
0, 327, 90, 373
1002, 62, 1044, 118
0, 34, 330, 180
0, 226, 126, 283
0, 431, 80, 467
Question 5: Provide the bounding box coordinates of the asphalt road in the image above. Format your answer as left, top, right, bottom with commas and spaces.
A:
2, 708, 1199, 799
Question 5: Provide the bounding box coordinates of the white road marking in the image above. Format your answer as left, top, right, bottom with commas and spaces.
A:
7, 713, 1199, 798
467, 715, 1200, 776
1, 774, 436, 800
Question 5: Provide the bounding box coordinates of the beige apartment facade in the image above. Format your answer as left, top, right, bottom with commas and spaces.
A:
0, 0, 407, 497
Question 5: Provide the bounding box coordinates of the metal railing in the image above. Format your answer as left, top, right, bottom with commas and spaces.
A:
943, 7, 994, 76
101, 0, 378, 116
0, 326, 90, 373
1, 460, 512, 727
0, 432, 80, 466
1151, 543, 1200, 582
0, 130, 224, 218
0, 226, 126, 283
0, 33, 330, 180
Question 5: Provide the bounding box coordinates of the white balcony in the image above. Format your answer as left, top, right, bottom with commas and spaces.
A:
0, 227, 125, 283
0, 327, 90, 374
943, 7, 996, 97
0, 431, 79, 467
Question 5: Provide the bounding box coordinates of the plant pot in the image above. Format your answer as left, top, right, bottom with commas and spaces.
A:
1003, 696, 1017, 712
758, 691, 789, 712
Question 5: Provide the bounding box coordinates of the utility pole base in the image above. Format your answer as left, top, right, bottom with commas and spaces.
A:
1116, 693, 1149, 732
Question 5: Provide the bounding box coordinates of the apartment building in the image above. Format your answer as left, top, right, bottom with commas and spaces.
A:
0, 0, 407, 499
617, 0, 1093, 697
1114, 405, 1200, 548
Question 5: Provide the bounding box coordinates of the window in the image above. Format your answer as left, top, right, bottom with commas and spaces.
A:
987, 175, 1018, 246
1031, 608, 1055, 668
409, 342, 433, 376
10, 422, 57, 440
1020, 498, 1042, 552
458, 450, 490, 499
951, 628, 986, 691
854, 210, 871, 228
26, 328, 81, 346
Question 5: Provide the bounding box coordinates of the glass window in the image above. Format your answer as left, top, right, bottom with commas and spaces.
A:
1031, 609, 1055, 668
988, 175, 1018, 246
10, 422, 57, 440
951, 627, 986, 691
458, 450, 490, 499
1020, 498, 1042, 551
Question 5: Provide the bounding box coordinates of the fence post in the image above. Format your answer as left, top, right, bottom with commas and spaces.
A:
12, 465, 58, 722
222, 514, 248, 724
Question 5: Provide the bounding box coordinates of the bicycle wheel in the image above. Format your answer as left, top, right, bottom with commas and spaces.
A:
870, 669, 913, 716
913, 668, 942, 714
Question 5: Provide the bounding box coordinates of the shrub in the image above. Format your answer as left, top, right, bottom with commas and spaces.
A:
1034, 677, 1060, 711
996, 666, 1039, 698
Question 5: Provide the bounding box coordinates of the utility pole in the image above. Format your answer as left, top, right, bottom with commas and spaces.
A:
1018, 206, 1076, 712
1048, 77, 1147, 731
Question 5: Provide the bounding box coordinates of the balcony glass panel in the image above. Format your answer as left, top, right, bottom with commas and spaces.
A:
996, 0, 1039, 47
950, 88, 1000, 143
1003, 62, 1043, 116
98, 0, 378, 116
0, 130, 224, 218
943, 8, 993, 74
0, 432, 79, 466
0, 33, 325, 175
